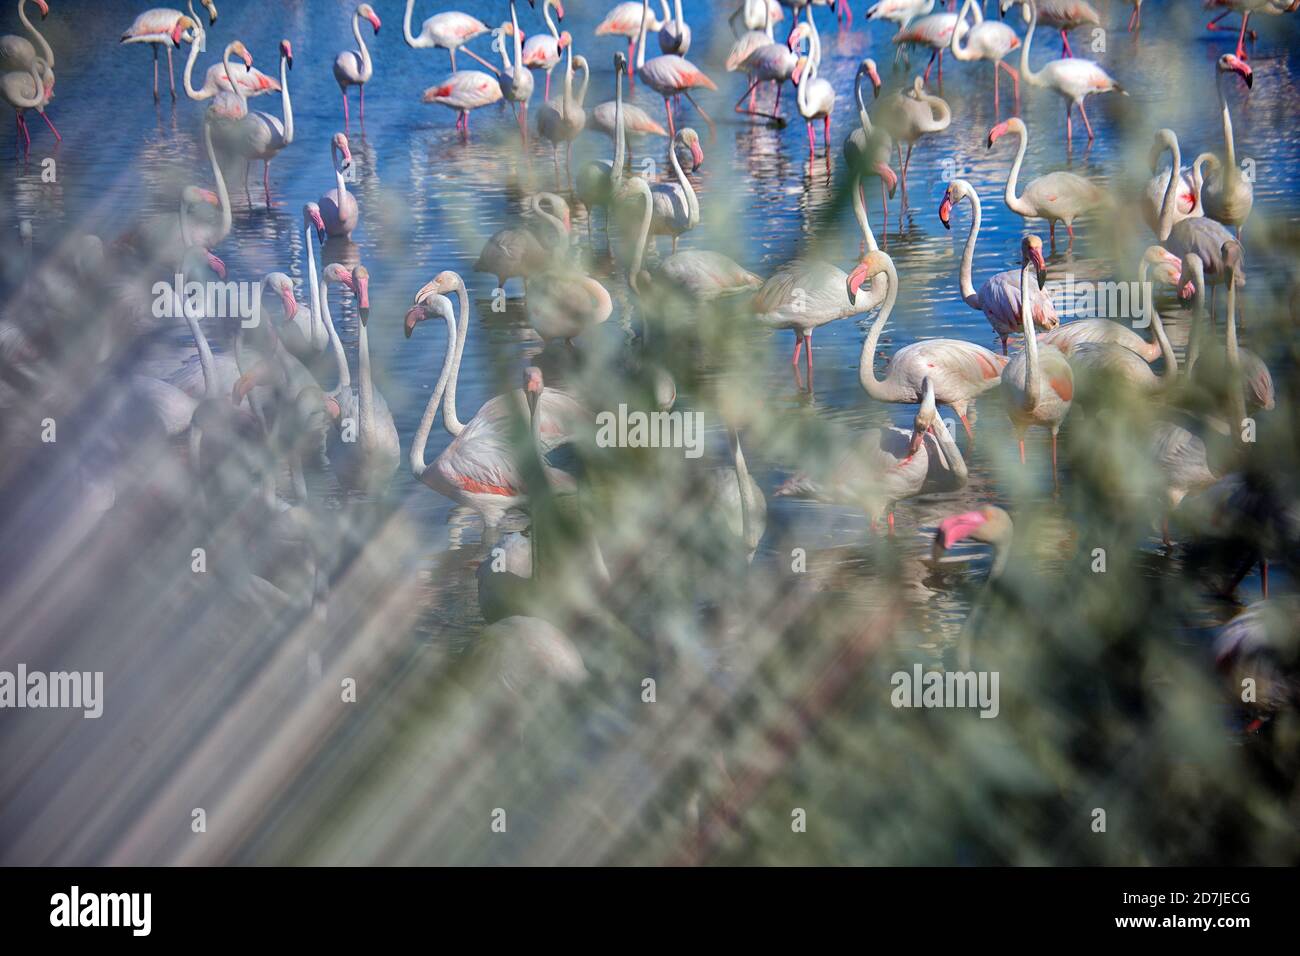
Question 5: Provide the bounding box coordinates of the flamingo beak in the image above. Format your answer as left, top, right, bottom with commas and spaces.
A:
1180, 279, 1196, 300
310, 209, 326, 242
324, 396, 341, 421
197, 188, 219, 205
1239, 64, 1253, 89
356, 274, 371, 324
876, 162, 898, 197
938, 196, 953, 229
935, 511, 990, 553
281, 286, 298, 322
555, 2, 566, 21
690, 139, 704, 169
34, 0, 48, 17
868, 65, 881, 96
206, 251, 227, 279
368, 12, 382, 33
404, 305, 423, 338
283, 42, 294, 69
846, 261, 871, 300
232, 370, 258, 406
908, 426, 926, 456
171, 23, 185, 47
1030, 247, 1047, 286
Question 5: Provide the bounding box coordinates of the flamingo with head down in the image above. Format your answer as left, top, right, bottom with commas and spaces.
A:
423, 67, 503, 136
319, 132, 359, 239
334, 2, 380, 129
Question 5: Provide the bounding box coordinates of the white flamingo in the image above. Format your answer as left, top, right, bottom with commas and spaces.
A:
333, 2, 380, 129
1199, 53, 1254, 233
121, 0, 213, 101
522, 0, 565, 101
635, 0, 717, 139
658, 0, 691, 55
237, 39, 294, 207
422, 69, 504, 136
495, 1, 534, 144
792, 4, 836, 160
181, 22, 280, 101
598, 0, 667, 74
319, 132, 359, 239
949, 0, 1021, 116
402, 1, 498, 74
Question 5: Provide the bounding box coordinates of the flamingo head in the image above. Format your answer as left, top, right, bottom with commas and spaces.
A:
324, 395, 342, 422
230, 40, 252, 68
875, 162, 898, 198
1023, 235, 1046, 287
202, 0, 218, 25
552, 0, 566, 21
205, 250, 227, 280
33, 0, 48, 18
678, 128, 704, 170
987, 120, 1010, 148
909, 378, 938, 455
404, 289, 453, 338
1219, 53, 1252, 90
359, 4, 381, 34
846, 250, 886, 300
352, 265, 371, 324
523, 366, 544, 416
232, 362, 273, 406
171, 17, 195, 47
614, 51, 626, 75
859, 58, 882, 98
933, 506, 1013, 559
1220, 239, 1245, 278
1177, 254, 1203, 300
304, 202, 327, 244
558, 30, 573, 49
791, 56, 809, 86
264, 272, 297, 324
938, 181, 968, 230
333, 132, 352, 170
280, 39, 293, 69
787, 23, 809, 51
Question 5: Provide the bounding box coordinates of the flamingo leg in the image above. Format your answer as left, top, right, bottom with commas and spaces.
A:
887, 512, 895, 536
544, 70, 552, 102
450, 47, 458, 71
1051, 432, 1060, 493
682, 90, 716, 141
1018, 438, 1025, 465
880, 177, 890, 249
922, 49, 938, 86
626, 39, 635, 75
1060, 29, 1073, 58
1065, 101, 1073, 148
244, 161, 252, 206
806, 121, 815, 158
1050, 219, 1056, 251
938, 49, 943, 86
664, 96, 675, 138
1261, 558, 1269, 599
1001, 335, 1009, 356
774, 82, 783, 117
17, 111, 30, 151
822, 115, 830, 155
359, 85, 366, 126
994, 61, 1000, 116
264, 161, 272, 206
1003, 62, 1021, 113
38, 109, 60, 142
1066, 222, 1076, 250
1078, 99, 1095, 141
152, 45, 160, 103
1128, 5, 1139, 31
461, 46, 501, 75
342, 89, 349, 130
1236, 13, 1252, 59
167, 44, 176, 100
804, 330, 813, 387
735, 78, 761, 114
957, 411, 974, 441
791, 331, 803, 367
901, 143, 913, 210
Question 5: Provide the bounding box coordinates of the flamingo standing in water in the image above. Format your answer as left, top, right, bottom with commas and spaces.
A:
121, 0, 212, 101
792, 4, 836, 161
2, 53, 50, 149
940, 180, 1059, 355
237, 39, 294, 207
598, 0, 666, 75
843, 59, 900, 240
180, 21, 280, 101
729, 19, 807, 125
755, 177, 890, 382
1204, 0, 1297, 60
874, 76, 951, 213
949, 0, 1021, 116
1143, 127, 1201, 234
423, 68, 504, 136
405, 271, 590, 532
535, 43, 587, 183
333, 2, 380, 129
495, 1, 534, 144
987, 117, 1107, 250
1, 0, 55, 138
1016, 0, 1125, 149
999, 0, 1099, 58
1000, 236, 1073, 485
402, 1, 498, 74
319, 132, 359, 239
1199, 53, 1254, 234
867, 0, 935, 30
851, 247, 1007, 438
522, 0, 565, 101
635, 0, 717, 139
892, 7, 966, 86
776, 377, 968, 534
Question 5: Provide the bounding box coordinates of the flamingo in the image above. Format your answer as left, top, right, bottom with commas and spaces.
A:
811, 0, 854, 29
873, 76, 951, 212
275, 203, 330, 362
320, 265, 399, 495
730, 0, 786, 34
843, 59, 900, 241
475, 193, 569, 288
658, 0, 691, 55
939, 179, 1059, 354
950, 0, 1021, 117
205, 39, 253, 125
730, 20, 806, 125
852, 247, 1007, 438
121, 1, 212, 101
402, 1, 498, 74
590, 99, 667, 158
422, 69, 503, 136
536, 44, 587, 183
1, 53, 49, 150
521, 0, 565, 102
792, 5, 836, 160
933, 504, 1014, 574
1016, 0, 1125, 149
495, 1, 534, 144
237, 39, 294, 208
1199, 53, 1254, 234
1204, 0, 1296, 60
1151, 420, 1218, 545
999, 236, 1073, 485
987, 117, 1107, 250
333, 2, 380, 130
635, 0, 717, 139
598, 0, 666, 75
319, 132, 359, 239
1128, 0, 1142, 31
576, 53, 629, 244
646, 128, 702, 253
0, 0, 52, 73
755, 177, 891, 381
527, 258, 612, 344
999, 0, 1099, 58
405, 271, 590, 531
180, 21, 280, 101
1142, 128, 1201, 235
866, 0, 936, 30
776, 377, 968, 534
1182, 248, 1274, 416
624, 174, 762, 300
1214, 600, 1300, 731
892, 9, 967, 86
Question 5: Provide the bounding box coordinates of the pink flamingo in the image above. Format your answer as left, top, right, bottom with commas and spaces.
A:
319, 132, 359, 239
1000, 236, 1073, 485
238, 40, 294, 207
729, 21, 807, 124
333, 2, 380, 129
844, 60, 900, 242
3, 57, 52, 151
121, 0, 212, 101
405, 270, 589, 533
950, 0, 1021, 116
874, 76, 951, 212
402, 1, 498, 74
495, 2, 534, 144
892, 9, 965, 86
987, 117, 1107, 251
792, 4, 835, 160
180, 20, 280, 101
521, 0, 565, 101
422, 69, 503, 136
933, 505, 1014, 578
940, 179, 1059, 355
1203, 0, 1298, 60
598, 0, 666, 76
0, 0, 52, 73
634, 0, 717, 139
999, 0, 1099, 58
850, 247, 1008, 439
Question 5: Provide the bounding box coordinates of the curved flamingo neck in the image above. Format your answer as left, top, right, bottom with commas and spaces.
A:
403, 0, 431, 48
1216, 69, 1237, 169
202, 118, 231, 241
636, 0, 649, 68
319, 274, 350, 393
278, 47, 294, 144
353, 11, 373, 80
410, 305, 458, 478
1139, 255, 1176, 383
222, 43, 247, 113
183, 29, 207, 99
730, 427, 758, 555
852, 176, 880, 253
20, 0, 52, 67
668, 138, 698, 225
1185, 255, 1206, 373
441, 275, 471, 436
544, 0, 559, 40
1018, 1, 1043, 85
628, 177, 655, 287
1019, 259, 1042, 409
859, 256, 909, 402
333, 142, 349, 203
1225, 261, 1246, 428
950, 0, 976, 59
1001, 126, 1037, 217
957, 188, 982, 308
1155, 131, 1181, 241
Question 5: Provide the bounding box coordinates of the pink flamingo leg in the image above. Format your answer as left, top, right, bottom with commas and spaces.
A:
806, 121, 815, 158
626, 39, 634, 75
880, 179, 890, 249
1051, 433, 1060, 493
1003, 62, 1021, 113
804, 331, 814, 390
38, 110, 60, 142
791, 332, 803, 367
1018, 438, 1026, 465
664, 96, 676, 138
887, 512, 895, 535
922, 49, 938, 85
544, 71, 551, 102
1128, 6, 1139, 31
1061, 29, 1073, 58
1066, 222, 1076, 250
450, 48, 458, 71
1065, 102, 1073, 148
822, 115, 830, 155
1078, 99, 1095, 141
359, 85, 365, 126
167, 44, 176, 99
152, 46, 160, 102
1236, 13, 1251, 59
993, 61, 1000, 116
342, 90, 350, 130
264, 161, 272, 205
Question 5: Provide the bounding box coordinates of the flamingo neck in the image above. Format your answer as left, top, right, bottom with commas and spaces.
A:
1139, 256, 1177, 383
512, 2, 524, 68
353, 12, 373, 80
1020, 259, 1042, 409
636, 0, 649, 68
1217, 70, 1237, 169
1019, 1, 1042, 85
852, 176, 880, 253
854, 71, 870, 134
1186, 256, 1206, 374
1155, 131, 1181, 241
613, 60, 625, 183
20, 0, 52, 67
544, 0, 559, 39
1225, 263, 1246, 429
410, 306, 457, 478
403, 0, 428, 48
859, 257, 906, 402
629, 177, 654, 288
183, 30, 206, 99
1002, 127, 1037, 218
731, 427, 758, 557
441, 275, 471, 436
668, 138, 698, 226
333, 144, 349, 203
357, 318, 375, 441
958, 189, 981, 308
280, 49, 294, 144
222, 43, 247, 112
203, 119, 231, 241
319, 273, 350, 393
950, 0, 975, 59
